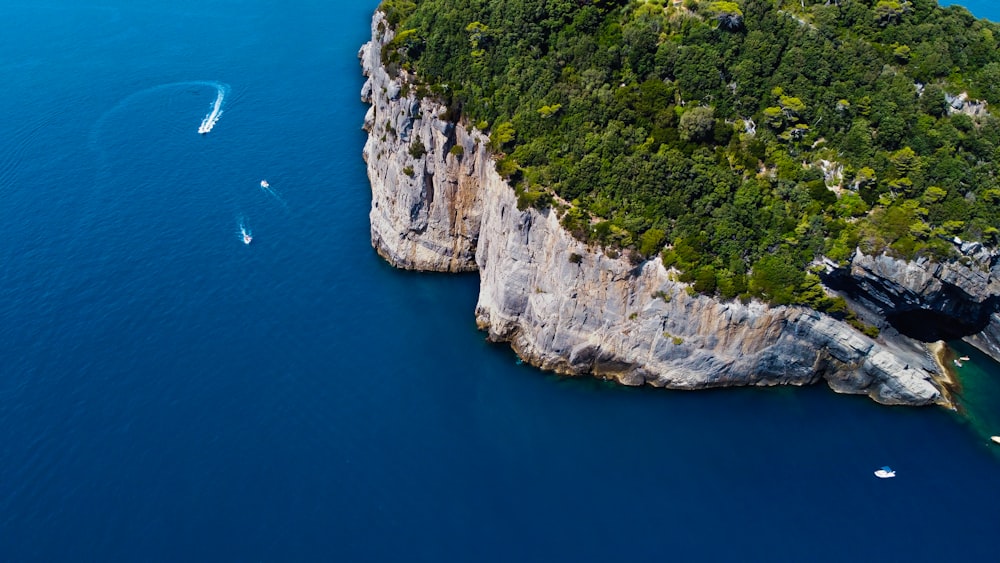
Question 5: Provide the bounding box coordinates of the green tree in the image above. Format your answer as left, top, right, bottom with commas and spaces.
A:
749, 253, 805, 306
678, 106, 715, 142
639, 228, 666, 257
489, 121, 515, 151
889, 146, 921, 178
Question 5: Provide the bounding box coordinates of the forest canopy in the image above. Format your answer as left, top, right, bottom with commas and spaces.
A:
378, 0, 1000, 308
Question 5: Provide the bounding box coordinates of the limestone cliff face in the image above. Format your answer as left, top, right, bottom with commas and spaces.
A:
360, 11, 954, 406
360, 17, 483, 273
471, 186, 943, 405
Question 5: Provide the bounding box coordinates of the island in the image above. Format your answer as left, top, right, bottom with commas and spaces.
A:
360, 0, 1000, 406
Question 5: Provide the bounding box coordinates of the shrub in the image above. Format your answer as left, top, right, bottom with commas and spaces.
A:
516, 188, 551, 211
409, 139, 426, 158
495, 156, 519, 178
848, 317, 880, 339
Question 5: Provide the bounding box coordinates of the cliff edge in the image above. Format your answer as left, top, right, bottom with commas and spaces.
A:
358, 11, 995, 407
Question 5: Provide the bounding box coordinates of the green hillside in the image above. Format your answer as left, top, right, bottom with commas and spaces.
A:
379, 0, 1000, 310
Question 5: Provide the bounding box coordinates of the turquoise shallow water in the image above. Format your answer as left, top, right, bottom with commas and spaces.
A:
949, 341, 1000, 453
0, 1, 997, 560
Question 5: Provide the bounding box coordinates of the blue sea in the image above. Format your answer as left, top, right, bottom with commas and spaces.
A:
0, 1, 997, 560
941, 0, 995, 20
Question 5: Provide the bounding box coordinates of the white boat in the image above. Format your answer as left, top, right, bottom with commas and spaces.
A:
260, 180, 269, 188
874, 466, 896, 478
959, 356, 970, 362
243, 232, 252, 245
991, 436, 1000, 445
954, 359, 963, 367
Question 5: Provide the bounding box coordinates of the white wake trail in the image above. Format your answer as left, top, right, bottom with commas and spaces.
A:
259, 182, 289, 210
198, 84, 229, 134
238, 218, 252, 244
89, 80, 232, 154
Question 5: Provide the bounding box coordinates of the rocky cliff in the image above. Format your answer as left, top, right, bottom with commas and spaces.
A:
360, 17, 482, 273
824, 243, 1000, 365
824, 244, 1000, 340
357, 11, 1000, 407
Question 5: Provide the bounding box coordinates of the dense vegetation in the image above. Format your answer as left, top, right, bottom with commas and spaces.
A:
379, 0, 1000, 310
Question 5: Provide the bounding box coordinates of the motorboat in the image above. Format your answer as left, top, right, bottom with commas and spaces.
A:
959, 356, 970, 362
243, 232, 252, 245
260, 180, 270, 188
874, 466, 896, 478
954, 359, 963, 367
991, 436, 1000, 445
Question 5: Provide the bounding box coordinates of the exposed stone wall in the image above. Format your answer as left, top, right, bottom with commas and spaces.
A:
360, 20, 483, 273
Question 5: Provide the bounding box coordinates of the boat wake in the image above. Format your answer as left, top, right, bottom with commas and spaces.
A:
258, 179, 288, 209
198, 83, 230, 135
239, 219, 252, 245
89, 80, 232, 154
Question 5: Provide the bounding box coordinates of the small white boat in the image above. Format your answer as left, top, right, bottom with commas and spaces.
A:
959, 356, 970, 362
243, 232, 252, 245
874, 466, 896, 479
260, 180, 269, 188
954, 359, 963, 367
991, 436, 1000, 445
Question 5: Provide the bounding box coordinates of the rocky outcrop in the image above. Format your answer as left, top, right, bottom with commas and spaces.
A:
852, 243, 999, 312
360, 19, 482, 273
359, 10, 963, 406
820, 242, 1000, 353
966, 314, 1000, 363
945, 92, 990, 119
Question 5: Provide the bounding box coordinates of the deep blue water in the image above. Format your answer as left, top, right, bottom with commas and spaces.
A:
0, 1, 998, 561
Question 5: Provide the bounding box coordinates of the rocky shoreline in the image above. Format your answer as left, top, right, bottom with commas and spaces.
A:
928, 341, 960, 406
359, 10, 1000, 407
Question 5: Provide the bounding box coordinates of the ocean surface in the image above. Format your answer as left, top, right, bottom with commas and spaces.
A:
941, 0, 995, 20
0, 1, 997, 560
